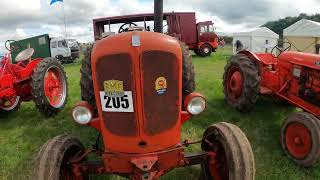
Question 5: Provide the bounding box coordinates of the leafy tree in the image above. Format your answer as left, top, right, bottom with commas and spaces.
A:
262, 13, 320, 38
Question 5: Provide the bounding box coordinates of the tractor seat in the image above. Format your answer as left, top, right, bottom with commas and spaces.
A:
15, 48, 34, 62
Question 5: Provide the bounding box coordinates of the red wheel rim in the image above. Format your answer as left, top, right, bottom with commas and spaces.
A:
226, 67, 243, 101
60, 152, 82, 180
44, 66, 66, 108
285, 122, 312, 159
0, 96, 20, 111
60, 168, 76, 180
208, 141, 228, 180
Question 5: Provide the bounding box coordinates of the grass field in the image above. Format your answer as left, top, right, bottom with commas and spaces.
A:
0, 46, 320, 180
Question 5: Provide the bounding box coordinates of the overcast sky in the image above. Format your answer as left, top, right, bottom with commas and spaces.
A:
0, 0, 319, 53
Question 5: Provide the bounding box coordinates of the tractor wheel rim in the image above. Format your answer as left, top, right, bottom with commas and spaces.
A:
285, 122, 312, 159
0, 96, 20, 111
208, 141, 229, 179
44, 65, 67, 108
204, 47, 210, 54
227, 67, 243, 101
60, 157, 77, 180
60, 166, 76, 180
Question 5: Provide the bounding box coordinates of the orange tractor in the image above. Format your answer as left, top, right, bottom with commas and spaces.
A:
35, 1, 255, 179
223, 42, 320, 167
0, 40, 68, 116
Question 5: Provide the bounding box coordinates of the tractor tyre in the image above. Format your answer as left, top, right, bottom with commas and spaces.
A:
80, 45, 96, 111
194, 49, 201, 56
200, 122, 255, 180
34, 135, 88, 180
199, 44, 212, 57
0, 95, 21, 114
280, 112, 320, 167
181, 42, 195, 105
223, 54, 260, 112
31, 57, 68, 117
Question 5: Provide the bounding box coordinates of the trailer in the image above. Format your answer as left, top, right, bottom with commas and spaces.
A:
11, 34, 80, 64
93, 12, 219, 57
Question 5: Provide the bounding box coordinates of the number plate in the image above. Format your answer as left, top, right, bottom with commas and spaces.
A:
99, 91, 134, 112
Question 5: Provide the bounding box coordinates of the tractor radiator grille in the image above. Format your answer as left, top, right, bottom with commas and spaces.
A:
95, 53, 137, 136
141, 51, 179, 135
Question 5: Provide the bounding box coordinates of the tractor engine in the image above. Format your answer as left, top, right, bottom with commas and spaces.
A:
278, 52, 320, 108
297, 67, 320, 106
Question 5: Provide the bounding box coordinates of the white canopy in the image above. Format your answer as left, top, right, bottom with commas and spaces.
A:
234, 27, 279, 39
232, 27, 279, 54
284, 19, 320, 37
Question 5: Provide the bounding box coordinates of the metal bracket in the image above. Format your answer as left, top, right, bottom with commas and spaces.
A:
132, 34, 141, 47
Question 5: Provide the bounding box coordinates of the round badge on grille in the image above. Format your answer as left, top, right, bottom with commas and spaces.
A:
155, 77, 167, 95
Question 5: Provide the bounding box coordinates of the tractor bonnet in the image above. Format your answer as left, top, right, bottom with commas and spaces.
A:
91, 31, 183, 153
279, 51, 320, 70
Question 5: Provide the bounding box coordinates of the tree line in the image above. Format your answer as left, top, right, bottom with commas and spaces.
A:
262, 13, 320, 38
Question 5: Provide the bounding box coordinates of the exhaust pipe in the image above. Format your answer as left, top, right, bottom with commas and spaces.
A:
154, 0, 163, 33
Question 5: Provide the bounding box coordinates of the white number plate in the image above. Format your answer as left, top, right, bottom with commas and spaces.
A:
99, 91, 134, 112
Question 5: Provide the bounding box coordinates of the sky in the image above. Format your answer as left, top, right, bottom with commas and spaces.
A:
0, 0, 319, 53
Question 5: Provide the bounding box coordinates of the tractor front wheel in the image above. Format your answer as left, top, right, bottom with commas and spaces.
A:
223, 54, 260, 112
0, 95, 20, 113
35, 135, 87, 180
281, 112, 320, 167
200, 122, 255, 180
31, 57, 68, 117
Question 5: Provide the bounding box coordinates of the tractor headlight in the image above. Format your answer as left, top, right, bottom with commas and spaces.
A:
72, 102, 93, 125
185, 93, 206, 115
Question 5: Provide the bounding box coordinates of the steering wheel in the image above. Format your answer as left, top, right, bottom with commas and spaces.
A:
271, 41, 292, 57
5, 40, 22, 53
118, 22, 138, 33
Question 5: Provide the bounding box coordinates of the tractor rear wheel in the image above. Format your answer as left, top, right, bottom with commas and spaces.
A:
223, 54, 260, 112
199, 44, 212, 57
31, 57, 68, 117
81, 43, 195, 111
280, 112, 320, 167
0, 95, 20, 113
181, 42, 195, 104
200, 122, 255, 180
80, 45, 96, 110
35, 135, 88, 180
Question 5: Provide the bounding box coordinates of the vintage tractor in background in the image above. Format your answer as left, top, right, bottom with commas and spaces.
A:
35, 1, 255, 179
0, 40, 68, 116
223, 42, 320, 167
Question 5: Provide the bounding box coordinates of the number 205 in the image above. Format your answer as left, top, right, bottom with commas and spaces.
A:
104, 95, 130, 109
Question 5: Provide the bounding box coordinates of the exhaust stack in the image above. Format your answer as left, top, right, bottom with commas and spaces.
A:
154, 0, 163, 33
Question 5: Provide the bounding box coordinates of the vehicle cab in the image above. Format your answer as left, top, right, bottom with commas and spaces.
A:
197, 21, 219, 48
50, 37, 71, 59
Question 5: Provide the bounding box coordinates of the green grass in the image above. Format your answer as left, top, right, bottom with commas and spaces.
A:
1, 46, 320, 179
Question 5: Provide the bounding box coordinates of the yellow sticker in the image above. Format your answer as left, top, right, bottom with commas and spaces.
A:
104, 80, 124, 97
155, 77, 167, 95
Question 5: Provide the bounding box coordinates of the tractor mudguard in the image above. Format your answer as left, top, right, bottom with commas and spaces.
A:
19, 58, 42, 78
238, 50, 276, 66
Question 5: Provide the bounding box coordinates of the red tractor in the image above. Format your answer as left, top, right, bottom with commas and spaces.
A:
0, 40, 68, 116
223, 42, 320, 167
35, 1, 255, 179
